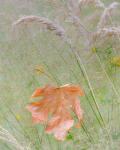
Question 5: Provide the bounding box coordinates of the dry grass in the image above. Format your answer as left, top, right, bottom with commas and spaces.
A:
79, 0, 105, 8
93, 26, 120, 39
97, 2, 120, 29
0, 126, 31, 150
13, 15, 65, 38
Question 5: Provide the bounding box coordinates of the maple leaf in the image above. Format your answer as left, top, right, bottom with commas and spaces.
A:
26, 84, 84, 140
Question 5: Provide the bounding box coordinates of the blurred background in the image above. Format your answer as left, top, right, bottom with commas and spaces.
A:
0, 0, 120, 149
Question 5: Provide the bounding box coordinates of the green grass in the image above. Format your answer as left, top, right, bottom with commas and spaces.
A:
0, 0, 120, 149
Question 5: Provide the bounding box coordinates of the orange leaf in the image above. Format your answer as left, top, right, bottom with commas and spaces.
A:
27, 84, 84, 140
31, 88, 44, 98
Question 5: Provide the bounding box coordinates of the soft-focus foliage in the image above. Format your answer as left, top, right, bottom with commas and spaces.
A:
0, 0, 120, 149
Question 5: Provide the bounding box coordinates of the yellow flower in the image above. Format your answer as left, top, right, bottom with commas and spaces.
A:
92, 47, 97, 53
15, 114, 21, 121
34, 65, 45, 75
111, 56, 120, 66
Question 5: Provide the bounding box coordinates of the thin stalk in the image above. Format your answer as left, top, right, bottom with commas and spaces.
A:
76, 52, 106, 126
95, 53, 120, 104
65, 39, 105, 127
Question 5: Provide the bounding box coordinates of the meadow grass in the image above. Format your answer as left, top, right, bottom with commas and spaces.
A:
0, 0, 120, 149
